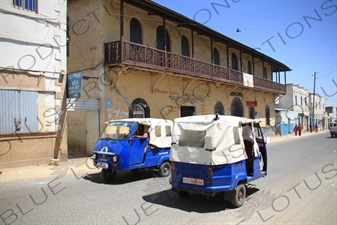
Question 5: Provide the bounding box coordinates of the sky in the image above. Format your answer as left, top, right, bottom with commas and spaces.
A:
153, 0, 337, 107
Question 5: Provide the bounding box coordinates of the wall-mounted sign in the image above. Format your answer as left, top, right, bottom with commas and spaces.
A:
246, 101, 257, 107
243, 73, 254, 87
67, 71, 83, 98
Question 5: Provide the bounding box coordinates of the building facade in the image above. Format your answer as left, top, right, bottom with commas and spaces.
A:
309, 93, 328, 130
275, 83, 328, 135
325, 106, 337, 124
0, 0, 68, 167
66, 0, 290, 157
275, 84, 310, 135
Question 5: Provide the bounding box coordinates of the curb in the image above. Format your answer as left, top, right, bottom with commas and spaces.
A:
269, 130, 329, 143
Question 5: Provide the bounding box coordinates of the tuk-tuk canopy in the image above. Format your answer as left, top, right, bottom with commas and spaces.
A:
105, 118, 173, 148
170, 115, 261, 165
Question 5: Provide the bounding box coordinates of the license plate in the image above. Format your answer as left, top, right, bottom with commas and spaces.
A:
97, 163, 108, 169
182, 177, 204, 186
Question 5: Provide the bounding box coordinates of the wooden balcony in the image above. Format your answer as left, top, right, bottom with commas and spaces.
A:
104, 40, 286, 94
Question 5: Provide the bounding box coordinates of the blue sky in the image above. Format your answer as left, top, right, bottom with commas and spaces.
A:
153, 0, 337, 107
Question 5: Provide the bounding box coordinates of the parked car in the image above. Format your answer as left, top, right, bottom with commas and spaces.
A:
92, 118, 173, 183
329, 122, 337, 138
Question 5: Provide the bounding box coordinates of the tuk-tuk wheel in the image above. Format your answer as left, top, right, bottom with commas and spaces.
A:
231, 183, 246, 208
101, 169, 116, 183
159, 162, 171, 177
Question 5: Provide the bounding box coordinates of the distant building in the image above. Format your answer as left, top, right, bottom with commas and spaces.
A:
275, 83, 328, 135
308, 93, 327, 130
325, 106, 337, 124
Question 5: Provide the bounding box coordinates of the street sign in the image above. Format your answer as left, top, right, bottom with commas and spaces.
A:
67, 71, 83, 98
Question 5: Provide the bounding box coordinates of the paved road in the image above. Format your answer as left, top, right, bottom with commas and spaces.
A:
0, 132, 336, 225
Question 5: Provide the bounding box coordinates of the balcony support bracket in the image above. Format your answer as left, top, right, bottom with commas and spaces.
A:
254, 91, 264, 100
209, 83, 222, 96
183, 78, 199, 95
227, 86, 239, 98
243, 88, 253, 99
264, 92, 274, 102
152, 72, 168, 93
107, 66, 128, 88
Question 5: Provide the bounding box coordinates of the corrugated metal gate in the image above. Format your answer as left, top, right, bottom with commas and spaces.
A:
0, 89, 38, 134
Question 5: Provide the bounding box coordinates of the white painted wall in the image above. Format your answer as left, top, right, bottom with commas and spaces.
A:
0, 0, 67, 76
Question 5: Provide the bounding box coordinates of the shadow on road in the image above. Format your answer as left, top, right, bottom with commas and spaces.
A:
141, 184, 260, 213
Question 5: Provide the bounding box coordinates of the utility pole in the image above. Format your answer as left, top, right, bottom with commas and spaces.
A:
310, 72, 317, 133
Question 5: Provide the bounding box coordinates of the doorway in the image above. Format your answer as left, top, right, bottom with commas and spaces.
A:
181, 106, 195, 117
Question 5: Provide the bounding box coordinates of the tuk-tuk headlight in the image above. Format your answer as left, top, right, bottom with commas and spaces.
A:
92, 153, 96, 160
112, 155, 118, 162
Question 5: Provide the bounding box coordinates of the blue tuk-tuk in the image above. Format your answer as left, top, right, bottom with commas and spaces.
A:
170, 114, 267, 207
92, 118, 173, 183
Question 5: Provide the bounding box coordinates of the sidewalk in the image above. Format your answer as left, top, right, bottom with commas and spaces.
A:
0, 157, 99, 183
268, 129, 328, 143
0, 130, 329, 183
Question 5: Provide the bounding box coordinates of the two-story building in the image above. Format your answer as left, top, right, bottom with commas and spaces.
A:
275, 84, 310, 135
0, 0, 68, 167
66, 0, 291, 157
308, 93, 327, 130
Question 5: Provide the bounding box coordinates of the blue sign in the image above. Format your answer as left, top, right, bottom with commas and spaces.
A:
107, 98, 112, 109
67, 71, 83, 98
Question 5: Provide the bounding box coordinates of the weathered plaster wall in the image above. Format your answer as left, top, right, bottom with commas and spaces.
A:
0, 137, 58, 168
67, 0, 105, 72
103, 68, 275, 122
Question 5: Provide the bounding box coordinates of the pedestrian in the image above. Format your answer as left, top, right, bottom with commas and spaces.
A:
294, 124, 298, 136
298, 123, 302, 136
315, 124, 318, 133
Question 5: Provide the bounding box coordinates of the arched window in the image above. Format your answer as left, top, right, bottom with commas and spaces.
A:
213, 48, 220, 65
231, 97, 244, 117
129, 98, 150, 118
214, 101, 225, 115
232, 53, 238, 70
132, 104, 145, 118
263, 67, 267, 79
248, 61, 252, 74
130, 18, 142, 44
156, 26, 170, 51
181, 35, 189, 57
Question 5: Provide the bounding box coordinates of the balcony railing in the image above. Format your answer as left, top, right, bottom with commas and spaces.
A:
105, 40, 286, 94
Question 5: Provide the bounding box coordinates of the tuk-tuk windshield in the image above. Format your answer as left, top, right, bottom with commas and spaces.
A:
101, 121, 134, 140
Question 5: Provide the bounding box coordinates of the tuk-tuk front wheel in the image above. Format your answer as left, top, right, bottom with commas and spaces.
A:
101, 169, 116, 183
159, 162, 171, 177
231, 183, 246, 208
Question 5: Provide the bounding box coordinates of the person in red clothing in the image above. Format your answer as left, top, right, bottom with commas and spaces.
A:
315, 124, 318, 133
134, 125, 148, 139
297, 123, 302, 136
294, 124, 298, 136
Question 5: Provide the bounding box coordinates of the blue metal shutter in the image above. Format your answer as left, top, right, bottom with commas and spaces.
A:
0, 90, 20, 134
0, 90, 38, 134
20, 90, 38, 133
